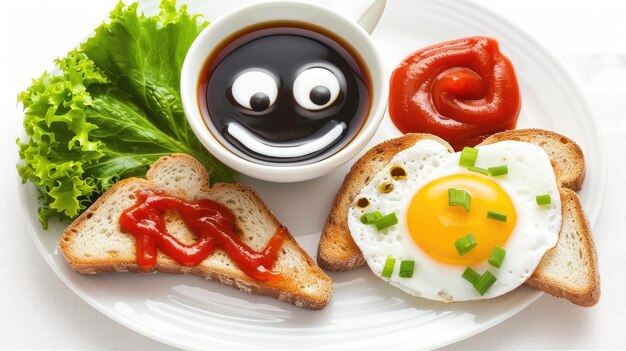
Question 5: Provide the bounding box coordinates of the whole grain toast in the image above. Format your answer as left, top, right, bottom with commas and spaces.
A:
317, 129, 600, 306
60, 154, 332, 310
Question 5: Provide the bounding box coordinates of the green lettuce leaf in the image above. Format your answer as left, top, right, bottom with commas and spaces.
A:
17, 0, 237, 229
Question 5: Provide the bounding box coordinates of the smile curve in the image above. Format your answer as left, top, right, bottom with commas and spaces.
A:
226, 121, 346, 158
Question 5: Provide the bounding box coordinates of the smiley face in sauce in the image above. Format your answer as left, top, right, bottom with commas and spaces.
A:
200, 24, 371, 165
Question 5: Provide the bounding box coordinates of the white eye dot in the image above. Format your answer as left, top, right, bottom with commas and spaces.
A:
231, 70, 278, 111
293, 67, 341, 110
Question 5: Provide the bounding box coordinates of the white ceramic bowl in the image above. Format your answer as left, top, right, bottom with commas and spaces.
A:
181, 0, 388, 182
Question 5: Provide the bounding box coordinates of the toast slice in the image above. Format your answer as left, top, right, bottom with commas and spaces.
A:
525, 188, 600, 306
317, 129, 600, 306
60, 154, 332, 310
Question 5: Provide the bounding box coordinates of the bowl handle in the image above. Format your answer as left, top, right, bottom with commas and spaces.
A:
330, 0, 387, 35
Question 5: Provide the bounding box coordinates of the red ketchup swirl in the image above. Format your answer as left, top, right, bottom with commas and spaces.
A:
389, 36, 521, 150
119, 191, 286, 281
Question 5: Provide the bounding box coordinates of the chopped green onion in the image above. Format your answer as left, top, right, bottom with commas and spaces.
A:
399, 260, 415, 278
473, 270, 497, 295
536, 194, 552, 206
488, 165, 508, 176
381, 257, 396, 278
454, 233, 477, 256
359, 213, 374, 224
462, 267, 480, 284
360, 211, 382, 224
448, 188, 471, 212
468, 166, 489, 175
488, 246, 506, 268
487, 210, 507, 222
375, 212, 398, 230
459, 147, 479, 168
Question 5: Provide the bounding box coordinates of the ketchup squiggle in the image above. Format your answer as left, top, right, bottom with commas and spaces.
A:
119, 191, 286, 281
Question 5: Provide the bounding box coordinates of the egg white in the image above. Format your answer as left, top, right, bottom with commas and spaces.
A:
347, 140, 561, 302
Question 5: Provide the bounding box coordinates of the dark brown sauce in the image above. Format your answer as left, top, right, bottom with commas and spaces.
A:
198, 21, 372, 165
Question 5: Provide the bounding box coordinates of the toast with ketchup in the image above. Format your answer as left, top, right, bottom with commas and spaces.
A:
60, 154, 332, 310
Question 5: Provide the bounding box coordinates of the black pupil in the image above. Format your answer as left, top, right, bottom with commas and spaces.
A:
250, 92, 270, 111
310, 85, 331, 106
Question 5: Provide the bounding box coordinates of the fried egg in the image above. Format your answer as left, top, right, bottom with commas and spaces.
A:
347, 140, 561, 301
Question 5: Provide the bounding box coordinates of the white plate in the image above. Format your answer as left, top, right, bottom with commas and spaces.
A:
19, 0, 606, 349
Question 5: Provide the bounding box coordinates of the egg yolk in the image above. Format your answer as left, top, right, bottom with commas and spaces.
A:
407, 173, 516, 266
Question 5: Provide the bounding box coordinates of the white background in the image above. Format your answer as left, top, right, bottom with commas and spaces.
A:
1, 0, 625, 349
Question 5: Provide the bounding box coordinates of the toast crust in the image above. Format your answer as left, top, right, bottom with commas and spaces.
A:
316, 130, 599, 306
60, 154, 332, 310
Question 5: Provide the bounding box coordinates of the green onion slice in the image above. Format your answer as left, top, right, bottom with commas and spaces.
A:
459, 147, 479, 168
381, 257, 396, 278
375, 212, 398, 230
488, 246, 506, 268
488, 165, 508, 176
536, 194, 552, 206
468, 166, 489, 175
448, 188, 471, 212
360, 211, 382, 224
454, 233, 477, 256
474, 270, 497, 295
462, 267, 480, 284
399, 260, 415, 278
487, 210, 507, 222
